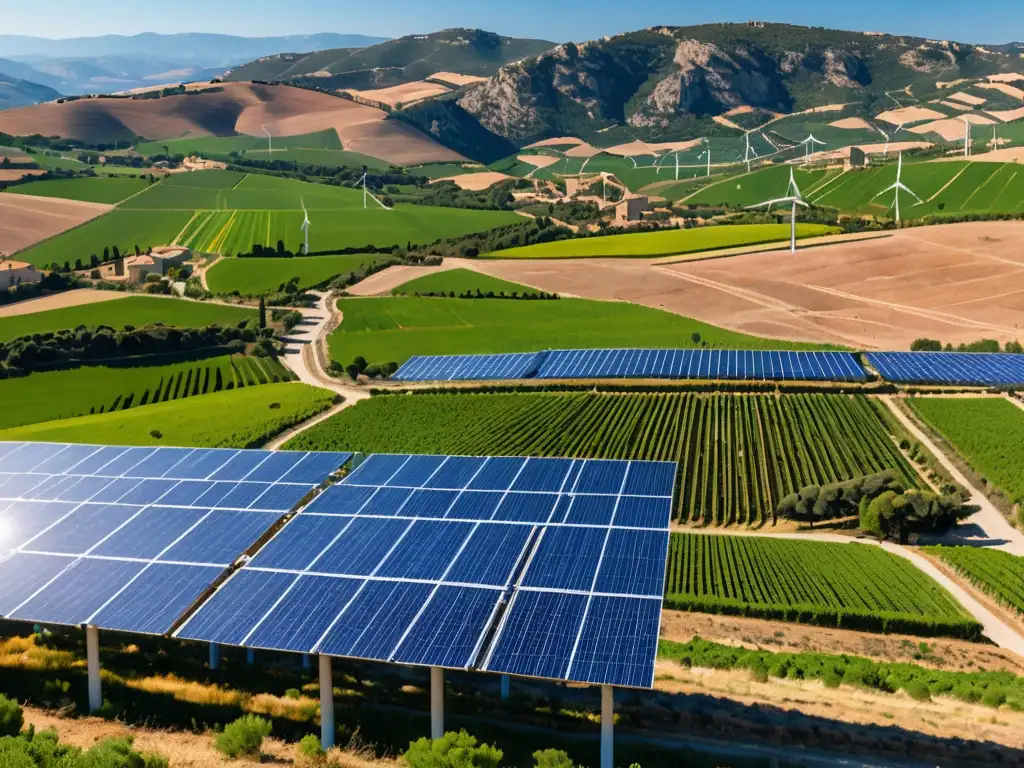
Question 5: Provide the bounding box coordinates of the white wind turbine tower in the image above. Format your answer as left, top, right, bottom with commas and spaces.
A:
799, 134, 826, 165
699, 144, 711, 177
349, 173, 393, 210
299, 199, 310, 254
745, 167, 808, 254
961, 117, 973, 157
261, 125, 272, 154
882, 123, 905, 157
744, 133, 759, 173
871, 152, 922, 226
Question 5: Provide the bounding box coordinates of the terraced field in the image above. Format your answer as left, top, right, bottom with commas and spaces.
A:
286, 391, 918, 526
5, 176, 150, 204
0, 353, 294, 430
207, 254, 393, 295
923, 545, 1024, 616
665, 533, 979, 638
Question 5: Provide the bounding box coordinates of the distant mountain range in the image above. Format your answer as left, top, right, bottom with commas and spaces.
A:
0, 71, 60, 110
224, 29, 555, 90
0, 32, 390, 98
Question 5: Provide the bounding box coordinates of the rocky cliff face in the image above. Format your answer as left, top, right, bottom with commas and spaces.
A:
457, 23, 1016, 143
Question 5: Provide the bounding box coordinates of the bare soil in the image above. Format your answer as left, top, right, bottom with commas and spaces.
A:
712, 115, 742, 131
949, 91, 988, 106
524, 136, 584, 149
988, 106, 1024, 123
426, 72, 487, 87
876, 106, 946, 125
828, 117, 875, 130
0, 193, 112, 256
517, 154, 560, 168
470, 221, 1024, 349
0, 289, 127, 318
432, 171, 512, 190
345, 261, 461, 296
0, 169, 45, 182
988, 73, 1024, 83
347, 81, 451, 108
940, 99, 974, 112
910, 114, 996, 141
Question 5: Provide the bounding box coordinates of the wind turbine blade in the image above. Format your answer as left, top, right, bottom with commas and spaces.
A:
895, 183, 924, 203
746, 197, 800, 209
871, 184, 900, 200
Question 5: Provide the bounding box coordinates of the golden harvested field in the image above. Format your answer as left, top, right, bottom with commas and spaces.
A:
0, 193, 112, 256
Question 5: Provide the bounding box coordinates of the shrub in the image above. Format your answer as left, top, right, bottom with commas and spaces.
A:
904, 680, 931, 701
297, 734, 325, 763
0, 695, 23, 737
982, 688, 1007, 708
402, 730, 502, 768
285, 689, 302, 700
214, 715, 272, 759
534, 748, 575, 768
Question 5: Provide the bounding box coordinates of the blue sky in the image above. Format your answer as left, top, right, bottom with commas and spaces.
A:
7, 0, 1022, 43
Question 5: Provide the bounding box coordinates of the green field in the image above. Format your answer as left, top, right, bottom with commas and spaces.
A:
665, 534, 977, 638
329, 296, 838, 367
207, 254, 393, 295
0, 296, 254, 342
392, 268, 538, 295
243, 148, 391, 171
0, 382, 335, 448
16, 209, 194, 267
134, 129, 344, 156
286, 392, 914, 525
27, 153, 91, 171
407, 163, 490, 179
688, 160, 1024, 219
0, 353, 294, 430
488, 223, 840, 259
923, 545, 1024, 617
6, 176, 151, 204
907, 398, 1024, 504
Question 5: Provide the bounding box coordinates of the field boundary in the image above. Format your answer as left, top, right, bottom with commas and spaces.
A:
651, 231, 892, 265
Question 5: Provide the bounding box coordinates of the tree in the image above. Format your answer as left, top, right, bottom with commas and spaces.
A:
910, 338, 942, 352
402, 730, 502, 768
691, 332, 701, 345
258, 296, 267, 330
533, 749, 575, 768
1006, 340, 1024, 354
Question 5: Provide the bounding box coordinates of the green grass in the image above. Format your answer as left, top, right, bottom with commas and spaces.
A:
0, 353, 295, 430
329, 296, 840, 367
0, 296, 254, 343
285, 391, 915, 526
0, 383, 336, 448
391, 268, 539, 295
487, 223, 840, 259
407, 163, 489, 178
207, 254, 393, 296
664, 533, 977, 638
907, 397, 1024, 504
27, 153, 90, 171
5, 177, 150, 204
923, 545, 1024, 617
685, 165, 838, 208
243, 148, 390, 171
15, 209, 193, 267
135, 130, 344, 157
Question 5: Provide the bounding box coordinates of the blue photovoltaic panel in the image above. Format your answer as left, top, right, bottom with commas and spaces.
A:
305, 484, 377, 515
560, 495, 617, 526
567, 596, 661, 688
392, 586, 501, 668
313, 517, 410, 576
208, 451, 273, 481
8, 557, 146, 626
342, 454, 409, 486
484, 590, 588, 681
244, 575, 363, 653
492, 492, 558, 523
248, 515, 352, 571
573, 460, 629, 495
867, 351, 1024, 386
511, 458, 574, 493
375, 520, 473, 581
160, 449, 234, 480
387, 455, 447, 487
466, 457, 526, 491
445, 524, 533, 587
445, 491, 505, 521
359, 487, 415, 517
393, 353, 543, 382
176, 570, 296, 646
622, 461, 677, 496
90, 563, 222, 636
250, 482, 313, 512
160, 511, 280, 565
0, 501, 79, 550
31, 445, 100, 475
26, 504, 142, 555
522, 526, 607, 592
613, 496, 673, 529
316, 579, 434, 661
594, 530, 669, 597
91, 507, 208, 560
423, 457, 487, 489
399, 489, 460, 519
280, 453, 352, 484
0, 553, 75, 615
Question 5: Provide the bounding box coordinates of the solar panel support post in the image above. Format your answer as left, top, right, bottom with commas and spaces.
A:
319, 656, 335, 749
600, 685, 613, 768
86, 626, 102, 713
209, 643, 221, 671
246, 649, 255, 666
303, 654, 312, 670
500, 675, 510, 701
430, 667, 444, 740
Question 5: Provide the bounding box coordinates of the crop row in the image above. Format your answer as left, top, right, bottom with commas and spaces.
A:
287, 391, 920, 525
93, 355, 294, 415
664, 533, 979, 639
923, 545, 1024, 617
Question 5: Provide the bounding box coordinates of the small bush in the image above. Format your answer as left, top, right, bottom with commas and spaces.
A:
534, 748, 575, 768
0, 694, 23, 737
822, 669, 842, 689
904, 680, 931, 701
215, 715, 272, 759
403, 730, 502, 768
298, 734, 325, 763
982, 688, 1007, 708
285, 688, 302, 700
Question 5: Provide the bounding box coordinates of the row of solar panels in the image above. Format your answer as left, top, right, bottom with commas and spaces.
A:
393, 349, 1024, 387
0, 443, 674, 690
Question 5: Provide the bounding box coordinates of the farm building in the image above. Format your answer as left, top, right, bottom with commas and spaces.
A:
615, 196, 650, 223
87, 245, 191, 284
0, 259, 41, 287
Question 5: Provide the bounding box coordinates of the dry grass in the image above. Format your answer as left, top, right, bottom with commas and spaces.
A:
0, 635, 79, 671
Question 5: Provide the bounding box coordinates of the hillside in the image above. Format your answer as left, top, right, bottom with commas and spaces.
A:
0, 72, 60, 110
225, 29, 554, 91
457, 23, 1024, 144
0, 81, 462, 164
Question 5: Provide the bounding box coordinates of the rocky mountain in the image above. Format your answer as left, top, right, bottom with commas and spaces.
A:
225, 29, 555, 91
0, 33, 389, 95
455, 23, 1024, 144
0, 72, 60, 110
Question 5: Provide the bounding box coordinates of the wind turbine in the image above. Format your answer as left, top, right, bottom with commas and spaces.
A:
261, 125, 272, 154
745, 166, 808, 254
961, 117, 973, 158
699, 144, 711, 177
348, 173, 392, 211
870, 152, 922, 226
882, 123, 905, 157
744, 133, 759, 173
799, 134, 826, 164
299, 199, 310, 254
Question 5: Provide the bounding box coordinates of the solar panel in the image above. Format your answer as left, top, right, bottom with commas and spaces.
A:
389, 349, 867, 383
867, 351, 1024, 386
177, 453, 676, 689
0, 442, 353, 635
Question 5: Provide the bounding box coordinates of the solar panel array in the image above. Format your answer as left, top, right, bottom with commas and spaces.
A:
536, 349, 866, 382
867, 352, 1024, 387
394, 353, 544, 382
176, 453, 676, 689
391, 349, 867, 384
0, 442, 351, 636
